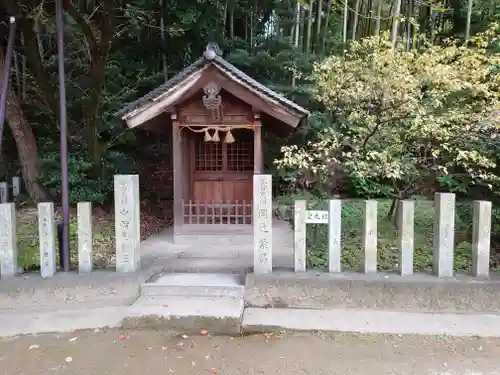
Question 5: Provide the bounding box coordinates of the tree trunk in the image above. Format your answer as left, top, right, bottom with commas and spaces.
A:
465, 0, 473, 42
352, 0, 361, 40
388, 197, 397, 219
391, 0, 403, 50
343, 0, 349, 47
375, 0, 382, 37
315, 0, 322, 49
229, 3, 235, 39
305, 0, 314, 56
406, 0, 413, 50
320, 0, 334, 56
63, 0, 117, 177
160, 0, 168, 82
0, 52, 51, 202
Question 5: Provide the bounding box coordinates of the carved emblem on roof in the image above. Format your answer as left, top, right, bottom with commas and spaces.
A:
202, 82, 222, 121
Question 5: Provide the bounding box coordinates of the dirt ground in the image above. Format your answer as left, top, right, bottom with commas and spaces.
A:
0, 329, 499, 375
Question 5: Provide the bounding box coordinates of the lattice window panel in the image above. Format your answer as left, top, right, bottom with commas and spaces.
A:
195, 141, 223, 171
227, 140, 253, 172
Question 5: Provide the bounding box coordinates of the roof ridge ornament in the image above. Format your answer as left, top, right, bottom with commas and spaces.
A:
203, 42, 222, 60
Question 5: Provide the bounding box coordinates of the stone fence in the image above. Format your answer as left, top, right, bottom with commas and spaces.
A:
0, 174, 495, 279
252, 175, 493, 278
0, 175, 140, 279
0, 176, 21, 203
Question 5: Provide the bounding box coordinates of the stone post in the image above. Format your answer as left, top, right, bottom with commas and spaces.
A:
397, 200, 414, 276
362, 200, 377, 273
253, 174, 272, 274
38, 202, 56, 278
114, 175, 141, 273
0, 182, 8, 203
0, 203, 17, 278
472, 200, 492, 278
11, 177, 20, 197
328, 199, 342, 273
294, 200, 307, 272
433, 193, 455, 277
78, 202, 93, 274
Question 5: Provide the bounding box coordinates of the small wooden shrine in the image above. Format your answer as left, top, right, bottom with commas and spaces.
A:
118, 43, 309, 241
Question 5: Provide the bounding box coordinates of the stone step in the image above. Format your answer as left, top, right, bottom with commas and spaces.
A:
141, 273, 245, 298
122, 295, 244, 335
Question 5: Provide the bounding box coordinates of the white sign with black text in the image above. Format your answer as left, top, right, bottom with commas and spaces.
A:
305, 210, 329, 224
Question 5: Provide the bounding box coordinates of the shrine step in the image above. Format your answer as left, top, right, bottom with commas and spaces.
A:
122, 295, 244, 335
141, 273, 245, 299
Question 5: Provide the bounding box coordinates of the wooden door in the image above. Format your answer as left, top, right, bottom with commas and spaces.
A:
190, 130, 253, 223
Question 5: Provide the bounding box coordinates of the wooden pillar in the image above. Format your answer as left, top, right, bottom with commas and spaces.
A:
253, 112, 263, 174
171, 113, 182, 239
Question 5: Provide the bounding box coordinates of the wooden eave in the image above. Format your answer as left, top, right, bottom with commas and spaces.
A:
118, 54, 309, 129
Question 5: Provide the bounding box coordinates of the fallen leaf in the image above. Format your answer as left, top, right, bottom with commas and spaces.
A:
65, 357, 73, 363
68, 337, 78, 342
28, 345, 39, 351
118, 335, 127, 341
210, 369, 218, 374
200, 330, 209, 336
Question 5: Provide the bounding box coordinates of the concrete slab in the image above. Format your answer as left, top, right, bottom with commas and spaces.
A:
242, 307, 500, 337
122, 295, 244, 335
139, 220, 294, 273
0, 307, 128, 338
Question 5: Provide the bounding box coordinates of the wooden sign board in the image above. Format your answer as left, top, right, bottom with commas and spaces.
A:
305, 210, 329, 224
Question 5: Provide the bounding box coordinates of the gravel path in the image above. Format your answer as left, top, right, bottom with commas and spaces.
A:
1, 329, 499, 375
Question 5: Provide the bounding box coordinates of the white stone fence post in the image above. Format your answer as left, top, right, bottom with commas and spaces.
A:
78, 202, 93, 274
38, 202, 56, 278
114, 174, 141, 273
291, 194, 493, 278
253, 174, 273, 274
0, 177, 22, 204
0, 203, 18, 278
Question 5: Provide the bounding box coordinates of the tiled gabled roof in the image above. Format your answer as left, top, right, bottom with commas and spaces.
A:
117, 44, 310, 119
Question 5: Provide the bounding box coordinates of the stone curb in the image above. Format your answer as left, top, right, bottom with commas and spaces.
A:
241, 308, 500, 338
3, 306, 500, 339
245, 272, 500, 313
0, 307, 128, 338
